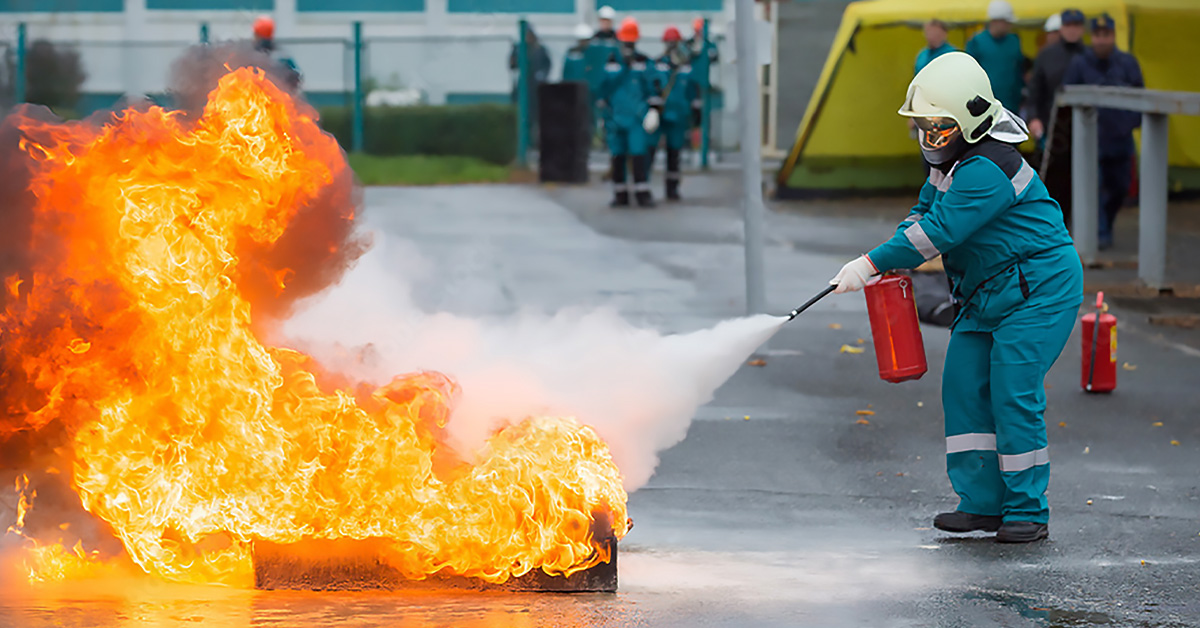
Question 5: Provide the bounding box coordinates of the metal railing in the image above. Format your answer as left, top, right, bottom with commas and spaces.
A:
1058, 85, 1200, 289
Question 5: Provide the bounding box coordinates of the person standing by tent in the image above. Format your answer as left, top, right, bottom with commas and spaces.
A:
911, 19, 957, 174
1041, 13, 1062, 50
1028, 9, 1087, 223
828, 52, 1082, 543
647, 26, 698, 201
915, 19, 955, 76
598, 17, 658, 208
965, 1, 1026, 114
1064, 13, 1144, 250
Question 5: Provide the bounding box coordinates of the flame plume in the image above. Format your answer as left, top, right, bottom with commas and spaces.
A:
1, 68, 627, 586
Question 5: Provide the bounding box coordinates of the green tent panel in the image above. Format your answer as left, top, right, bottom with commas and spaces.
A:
777, 0, 1200, 196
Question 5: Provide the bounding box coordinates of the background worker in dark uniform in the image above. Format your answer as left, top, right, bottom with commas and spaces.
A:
1028, 9, 1087, 222
647, 26, 698, 201
598, 17, 658, 208
686, 17, 717, 141
1064, 13, 1144, 249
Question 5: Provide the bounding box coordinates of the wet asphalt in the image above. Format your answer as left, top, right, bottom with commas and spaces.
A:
1, 179, 1197, 627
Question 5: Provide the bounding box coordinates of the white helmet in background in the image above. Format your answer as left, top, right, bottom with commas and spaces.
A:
1044, 13, 1062, 33
598, 5, 616, 20
574, 23, 594, 39
898, 52, 1028, 163
987, 0, 1015, 22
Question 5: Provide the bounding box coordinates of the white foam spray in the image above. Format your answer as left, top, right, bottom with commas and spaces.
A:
277, 235, 785, 491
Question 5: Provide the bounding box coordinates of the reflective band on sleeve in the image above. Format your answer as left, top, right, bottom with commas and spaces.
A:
998, 447, 1049, 472
907, 211, 925, 223
928, 169, 952, 192
1011, 160, 1035, 197
946, 433, 997, 454
905, 222, 940, 260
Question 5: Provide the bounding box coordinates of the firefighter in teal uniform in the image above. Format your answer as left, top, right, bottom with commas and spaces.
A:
562, 24, 594, 83
829, 52, 1083, 544
647, 26, 698, 201
597, 17, 658, 208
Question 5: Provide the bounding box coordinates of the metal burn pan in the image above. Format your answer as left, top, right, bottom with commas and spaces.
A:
252, 536, 617, 593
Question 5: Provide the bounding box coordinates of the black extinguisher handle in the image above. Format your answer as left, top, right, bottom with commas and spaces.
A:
787, 285, 837, 321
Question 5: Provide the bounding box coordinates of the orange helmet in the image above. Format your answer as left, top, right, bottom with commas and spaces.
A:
692, 17, 706, 33
617, 17, 639, 43
663, 26, 682, 42
253, 15, 275, 40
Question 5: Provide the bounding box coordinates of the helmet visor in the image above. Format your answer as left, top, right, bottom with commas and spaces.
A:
916, 116, 962, 150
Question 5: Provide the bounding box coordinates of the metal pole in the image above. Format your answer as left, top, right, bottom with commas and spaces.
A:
699, 19, 711, 170
199, 22, 209, 44
15, 23, 27, 104
515, 19, 531, 168
1071, 106, 1099, 265
352, 21, 365, 154
1138, 112, 1169, 289
734, 0, 766, 315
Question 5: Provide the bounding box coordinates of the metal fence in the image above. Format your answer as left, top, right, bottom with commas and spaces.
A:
0, 21, 730, 160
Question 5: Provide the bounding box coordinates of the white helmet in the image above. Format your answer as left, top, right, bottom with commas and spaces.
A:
1044, 13, 1062, 33
574, 23, 594, 39
597, 5, 616, 19
987, 0, 1015, 22
899, 52, 1028, 163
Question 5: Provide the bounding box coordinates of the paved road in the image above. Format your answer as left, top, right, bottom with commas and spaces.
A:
2, 182, 1197, 627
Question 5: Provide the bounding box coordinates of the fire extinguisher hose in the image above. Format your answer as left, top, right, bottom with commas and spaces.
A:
787, 285, 837, 321
1086, 292, 1104, 392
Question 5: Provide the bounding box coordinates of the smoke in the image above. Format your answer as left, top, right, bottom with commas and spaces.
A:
277, 235, 784, 491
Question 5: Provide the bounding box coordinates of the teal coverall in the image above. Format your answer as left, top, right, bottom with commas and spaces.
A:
597, 49, 658, 205
867, 141, 1083, 524
562, 44, 591, 83
647, 54, 699, 199
965, 31, 1025, 113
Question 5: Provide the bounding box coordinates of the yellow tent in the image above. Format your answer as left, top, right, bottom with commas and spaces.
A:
776, 0, 1200, 196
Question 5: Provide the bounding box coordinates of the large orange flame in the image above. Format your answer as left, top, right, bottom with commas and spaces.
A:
1, 67, 627, 586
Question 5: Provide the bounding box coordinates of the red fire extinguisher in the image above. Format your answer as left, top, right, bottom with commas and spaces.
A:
865, 274, 928, 383
1082, 291, 1117, 393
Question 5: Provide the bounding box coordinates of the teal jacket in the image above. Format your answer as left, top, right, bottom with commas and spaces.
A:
598, 51, 658, 131
965, 31, 1025, 112
867, 141, 1082, 332
563, 44, 590, 83
915, 42, 956, 75
586, 40, 621, 95
650, 55, 699, 124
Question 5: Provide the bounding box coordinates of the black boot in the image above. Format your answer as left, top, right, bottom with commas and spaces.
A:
996, 521, 1049, 543
632, 154, 655, 208
609, 155, 630, 207
665, 148, 682, 200
933, 511, 1003, 533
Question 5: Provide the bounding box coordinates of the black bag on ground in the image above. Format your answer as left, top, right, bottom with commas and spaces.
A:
911, 271, 956, 327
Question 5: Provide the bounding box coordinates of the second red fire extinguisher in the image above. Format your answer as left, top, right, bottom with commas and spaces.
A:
865, 274, 928, 383
1082, 291, 1117, 393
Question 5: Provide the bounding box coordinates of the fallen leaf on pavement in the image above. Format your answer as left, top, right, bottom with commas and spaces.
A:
856, 410, 875, 416
829, 323, 842, 330
917, 401, 924, 408
747, 359, 767, 367
1152, 422, 1163, 427
1086, 499, 1093, 505
840, 344, 865, 354
857, 338, 866, 345
743, 415, 751, 421
856, 418, 871, 425
1122, 362, 1138, 371
1058, 421, 1067, 428
1171, 440, 1180, 446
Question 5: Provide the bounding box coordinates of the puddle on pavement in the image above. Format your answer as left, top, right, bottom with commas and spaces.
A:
965, 589, 1115, 627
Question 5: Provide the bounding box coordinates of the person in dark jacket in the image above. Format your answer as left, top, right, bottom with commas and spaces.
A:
1064, 13, 1144, 249
1028, 9, 1087, 223
509, 26, 553, 146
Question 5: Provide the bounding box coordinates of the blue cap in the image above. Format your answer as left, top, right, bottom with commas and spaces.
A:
1061, 9, 1085, 25
1090, 12, 1115, 31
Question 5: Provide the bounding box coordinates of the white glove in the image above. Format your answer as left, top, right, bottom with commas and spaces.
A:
830, 255, 878, 293
643, 108, 660, 133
